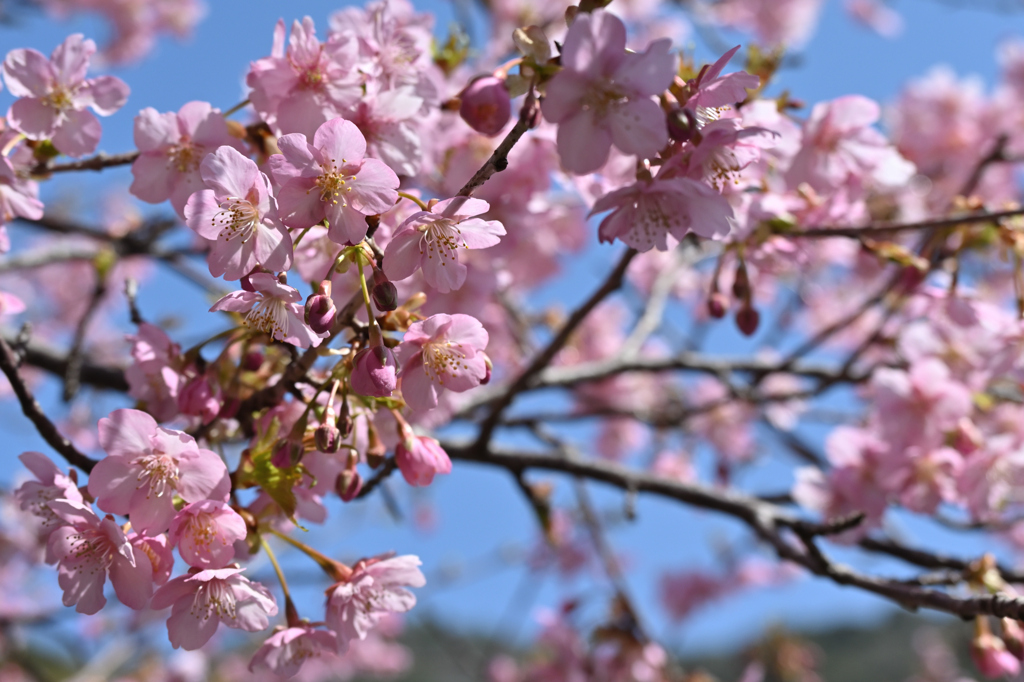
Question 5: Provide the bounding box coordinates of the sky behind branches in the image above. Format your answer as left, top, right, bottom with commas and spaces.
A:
2, 0, 1024, 659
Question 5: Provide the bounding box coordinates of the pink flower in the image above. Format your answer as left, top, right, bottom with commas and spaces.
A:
348, 87, 424, 177
0, 156, 44, 225
540, 10, 675, 174
682, 46, 760, 123
972, 627, 1021, 679
177, 371, 221, 424
845, 0, 903, 37
785, 95, 915, 192
151, 566, 278, 651
396, 313, 489, 412
395, 435, 451, 487
183, 145, 293, 281
247, 17, 362, 138
249, 625, 339, 677
130, 101, 245, 218
130, 532, 174, 585
210, 272, 327, 348
269, 117, 400, 244
124, 322, 184, 422
350, 345, 398, 397
591, 175, 732, 251
168, 500, 247, 569
2, 34, 129, 157
325, 553, 425, 649
383, 197, 505, 292
710, 0, 825, 48
47, 499, 153, 614
88, 408, 231, 535
15, 451, 84, 534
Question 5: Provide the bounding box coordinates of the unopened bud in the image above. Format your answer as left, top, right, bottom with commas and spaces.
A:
667, 107, 698, 143
735, 304, 760, 337
366, 421, 386, 469
371, 269, 399, 311
304, 292, 337, 335
338, 399, 353, 439
337, 469, 363, 502
480, 353, 492, 385
315, 421, 341, 453
732, 261, 751, 300
460, 76, 512, 137
271, 440, 303, 468
707, 292, 729, 319
242, 350, 264, 372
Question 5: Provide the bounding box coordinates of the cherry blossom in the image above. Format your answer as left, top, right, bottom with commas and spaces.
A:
210, 272, 327, 348
168, 500, 247, 569
540, 10, 676, 174
130, 101, 245, 218
124, 322, 184, 423
325, 553, 425, 649
88, 408, 230, 535
0, 156, 44, 228
383, 197, 505, 292
395, 434, 451, 486
395, 313, 489, 412
269, 117, 400, 244
47, 499, 153, 614
150, 566, 278, 651
2, 34, 129, 157
183, 145, 293, 281
249, 625, 339, 677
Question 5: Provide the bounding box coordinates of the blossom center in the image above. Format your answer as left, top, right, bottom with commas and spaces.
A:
581, 83, 628, 118
42, 85, 75, 114
314, 161, 356, 206
212, 197, 260, 243
169, 140, 200, 174
192, 578, 237, 622
245, 295, 289, 341
132, 452, 181, 498
418, 219, 465, 265
65, 528, 116, 569
422, 339, 469, 386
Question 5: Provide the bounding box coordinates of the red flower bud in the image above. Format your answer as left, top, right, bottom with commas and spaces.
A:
707, 292, 729, 319
459, 76, 512, 136
304, 293, 337, 335
735, 304, 760, 336
337, 469, 363, 502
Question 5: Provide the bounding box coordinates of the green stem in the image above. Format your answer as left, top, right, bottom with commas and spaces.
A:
292, 223, 318, 249
261, 536, 292, 602
223, 98, 251, 118
397, 191, 429, 211
357, 258, 378, 327
266, 527, 352, 582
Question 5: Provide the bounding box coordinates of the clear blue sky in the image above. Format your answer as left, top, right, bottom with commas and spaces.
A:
2, 0, 1023, 659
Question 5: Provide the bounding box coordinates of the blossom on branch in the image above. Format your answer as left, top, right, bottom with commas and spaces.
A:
396, 313, 489, 412
325, 553, 425, 649
210, 272, 327, 348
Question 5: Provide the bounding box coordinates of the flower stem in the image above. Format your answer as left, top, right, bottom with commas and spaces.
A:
266, 527, 352, 582
292, 223, 318, 249
223, 98, 251, 118
397, 191, 429, 211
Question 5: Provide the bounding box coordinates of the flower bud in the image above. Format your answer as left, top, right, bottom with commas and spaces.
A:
667, 107, 698, 142
304, 292, 337, 335
1003, 618, 1024, 660
336, 469, 363, 502
315, 421, 341, 453
481, 353, 492, 385
707, 292, 729, 319
973, 618, 1022, 678
242, 350, 264, 371
371, 269, 399, 312
460, 76, 512, 136
350, 345, 398, 397
395, 435, 452, 487
177, 372, 221, 424
731, 261, 751, 300
366, 421, 386, 468
735, 304, 760, 336
337, 399, 353, 439
271, 440, 303, 469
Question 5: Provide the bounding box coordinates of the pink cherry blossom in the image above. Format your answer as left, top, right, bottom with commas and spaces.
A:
183, 145, 293, 281
130, 101, 245, 218
383, 197, 505, 293
15, 451, 84, 560
396, 313, 489, 412
681, 46, 760, 125
845, 0, 903, 37
785, 95, 915, 192
88, 408, 230, 535
347, 86, 424, 177
269, 117, 400, 244
2, 34, 130, 157
972, 627, 1021, 679
130, 531, 174, 585
249, 625, 339, 678
210, 272, 327, 348
325, 553, 425, 649
395, 435, 451, 486
540, 10, 676, 174
710, 0, 825, 48
247, 17, 362, 138
150, 566, 278, 651
47, 499, 153, 614
124, 322, 184, 422
177, 371, 221, 424
168, 500, 247, 569
0, 156, 44, 226
591, 175, 732, 251
460, 76, 512, 136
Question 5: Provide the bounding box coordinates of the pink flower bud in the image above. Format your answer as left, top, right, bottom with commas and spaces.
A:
667, 107, 698, 142
315, 421, 341, 453
243, 350, 264, 371
1003, 618, 1024, 660
481, 353, 493, 385
460, 76, 512, 136
735, 304, 760, 336
973, 630, 1022, 678
732, 262, 751, 300
371, 275, 399, 311
395, 435, 452, 487
350, 345, 398, 397
304, 293, 337, 335
336, 469, 363, 502
707, 292, 729, 319
178, 372, 221, 424
272, 440, 303, 469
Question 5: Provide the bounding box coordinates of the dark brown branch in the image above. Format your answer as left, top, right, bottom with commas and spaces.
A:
4, 333, 128, 391
0, 337, 97, 473
781, 207, 1024, 239
63, 271, 108, 401
31, 151, 139, 175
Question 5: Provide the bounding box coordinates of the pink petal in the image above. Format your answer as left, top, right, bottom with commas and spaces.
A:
458, 217, 505, 249
18, 450, 60, 483
8, 97, 58, 140
607, 98, 667, 160
128, 490, 177, 535
51, 108, 102, 157
254, 220, 294, 273
433, 197, 489, 219
50, 34, 93, 87
382, 227, 423, 282
183, 189, 224, 239
540, 70, 591, 124
82, 75, 129, 116
399, 358, 438, 412
562, 10, 626, 75
314, 117, 367, 162
347, 158, 399, 214
446, 313, 489, 350
177, 449, 230, 503
614, 38, 675, 98
134, 108, 179, 152
276, 178, 323, 229
423, 255, 466, 294
150, 574, 194, 609
167, 599, 221, 650
177, 100, 214, 136
58, 559, 107, 614
130, 152, 177, 204
87, 456, 136, 515
98, 408, 157, 457
200, 146, 260, 200
109, 553, 154, 609
556, 110, 612, 175
274, 133, 319, 180
325, 203, 371, 245
2, 48, 53, 98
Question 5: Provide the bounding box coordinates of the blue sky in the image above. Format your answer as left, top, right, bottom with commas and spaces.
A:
2, 0, 1024, 660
